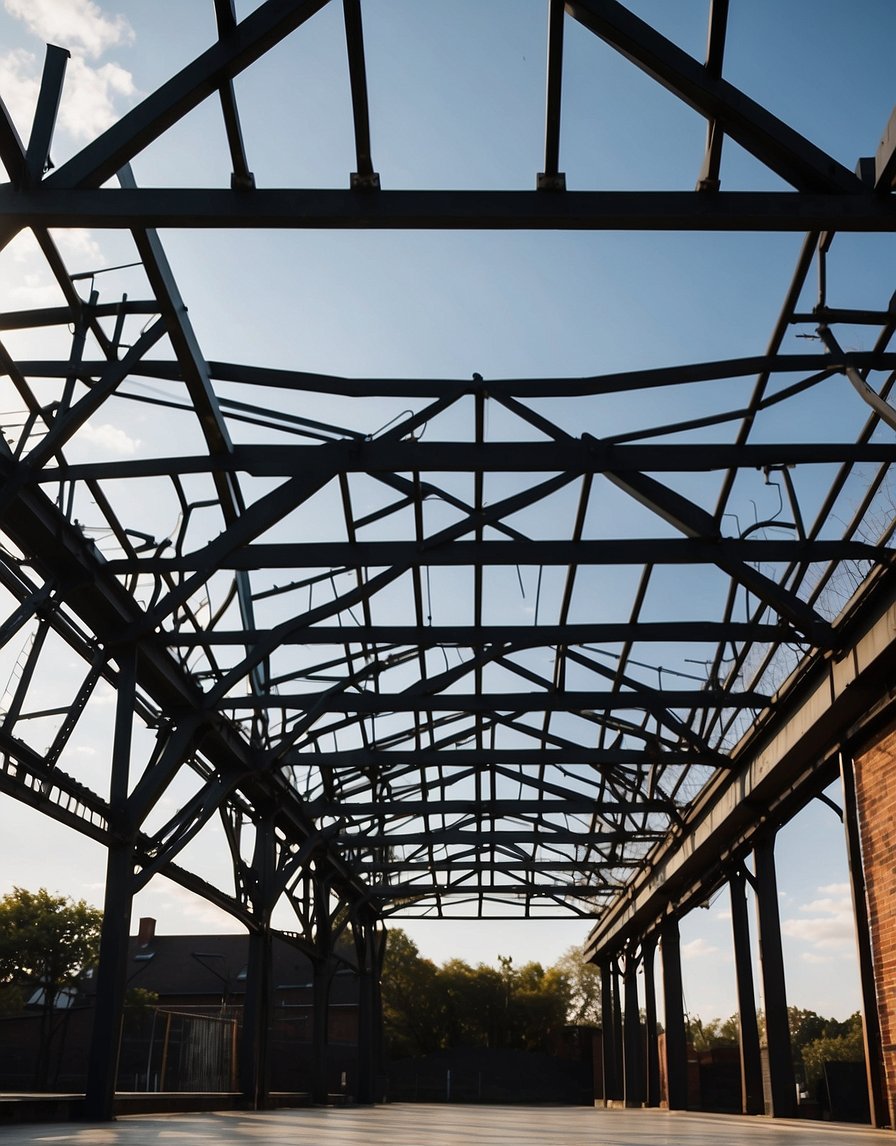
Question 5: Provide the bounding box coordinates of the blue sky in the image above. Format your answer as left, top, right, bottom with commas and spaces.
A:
0, 0, 892, 1023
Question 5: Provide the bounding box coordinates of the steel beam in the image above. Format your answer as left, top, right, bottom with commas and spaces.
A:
566, 0, 861, 192
101, 537, 885, 574
21, 350, 890, 400
220, 688, 768, 712
32, 438, 896, 481
2, 188, 896, 231
154, 622, 795, 650
584, 585, 896, 960
44, 0, 333, 190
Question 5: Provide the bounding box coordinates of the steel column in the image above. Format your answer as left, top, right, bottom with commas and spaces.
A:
353, 912, 382, 1105
840, 752, 888, 1128
753, 833, 796, 1118
599, 960, 620, 1104
611, 960, 624, 1103
83, 649, 136, 1121
311, 952, 332, 1103
729, 866, 764, 1115
240, 817, 275, 1109
623, 947, 644, 1107
642, 935, 660, 1107
660, 916, 688, 1110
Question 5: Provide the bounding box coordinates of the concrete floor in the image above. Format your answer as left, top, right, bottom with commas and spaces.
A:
0, 1106, 891, 1145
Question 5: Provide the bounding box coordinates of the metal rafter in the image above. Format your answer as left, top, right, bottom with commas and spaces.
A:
0, 1, 893, 941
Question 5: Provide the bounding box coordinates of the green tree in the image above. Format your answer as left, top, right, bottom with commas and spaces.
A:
0, 887, 102, 1087
551, 946, 601, 1025
381, 928, 446, 1057
801, 1013, 864, 1096
687, 1014, 738, 1050
380, 931, 573, 1057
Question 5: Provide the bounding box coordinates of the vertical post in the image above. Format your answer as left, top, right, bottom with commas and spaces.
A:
729, 865, 764, 1114
83, 648, 136, 1121
623, 946, 644, 1107
600, 960, 620, 1104
611, 959, 624, 1099
840, 752, 888, 1128
353, 911, 381, 1104
642, 935, 660, 1107
240, 815, 275, 1109
660, 916, 688, 1111
311, 951, 332, 1103
753, 832, 796, 1118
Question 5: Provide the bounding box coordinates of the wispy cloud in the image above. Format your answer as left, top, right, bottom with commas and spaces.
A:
78, 421, 141, 456
682, 936, 720, 959
4, 0, 134, 59
0, 0, 137, 155
782, 883, 854, 951
57, 55, 136, 140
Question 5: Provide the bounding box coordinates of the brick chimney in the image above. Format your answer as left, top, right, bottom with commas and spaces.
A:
137, 917, 156, 947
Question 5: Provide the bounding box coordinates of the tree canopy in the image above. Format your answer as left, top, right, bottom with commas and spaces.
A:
0, 886, 103, 1088
0, 887, 102, 1012
381, 929, 573, 1058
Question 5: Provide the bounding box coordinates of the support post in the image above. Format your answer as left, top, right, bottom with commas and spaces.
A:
611, 958, 624, 1102
83, 648, 136, 1121
729, 865, 764, 1114
840, 751, 888, 1128
642, 935, 660, 1107
353, 910, 383, 1104
753, 832, 796, 1118
310, 947, 333, 1103
660, 916, 688, 1110
82, 845, 134, 1119
600, 960, 620, 1104
623, 945, 644, 1107
240, 815, 275, 1109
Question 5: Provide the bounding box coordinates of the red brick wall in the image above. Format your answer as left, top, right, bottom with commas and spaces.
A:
855, 728, 896, 1127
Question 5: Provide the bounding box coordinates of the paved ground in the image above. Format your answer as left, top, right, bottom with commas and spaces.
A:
0, 1106, 891, 1145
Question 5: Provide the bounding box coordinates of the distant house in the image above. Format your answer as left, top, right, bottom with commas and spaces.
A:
0, 917, 360, 1095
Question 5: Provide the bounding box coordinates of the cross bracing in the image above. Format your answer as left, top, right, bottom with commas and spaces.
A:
0, 0, 894, 954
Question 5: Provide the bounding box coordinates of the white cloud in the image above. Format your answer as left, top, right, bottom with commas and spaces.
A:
0, 47, 40, 146
0, 3, 137, 157
79, 420, 141, 456
57, 55, 135, 140
4, 0, 134, 59
50, 227, 102, 264
782, 884, 854, 950
682, 937, 720, 959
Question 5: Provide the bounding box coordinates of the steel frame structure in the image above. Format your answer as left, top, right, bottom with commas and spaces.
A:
1, 0, 896, 1117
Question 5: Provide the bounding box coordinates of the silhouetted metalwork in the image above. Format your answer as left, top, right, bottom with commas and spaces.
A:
0, 0, 894, 1119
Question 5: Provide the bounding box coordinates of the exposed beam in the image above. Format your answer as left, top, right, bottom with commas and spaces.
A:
32, 440, 896, 482
365, 883, 617, 899
152, 621, 797, 649
220, 688, 768, 712
290, 745, 712, 766
566, 0, 861, 192
339, 828, 666, 846
584, 585, 896, 959
44, 0, 333, 190
13, 351, 896, 398
307, 797, 677, 817
102, 537, 884, 574
2, 188, 895, 231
